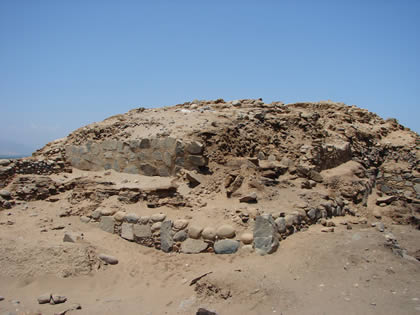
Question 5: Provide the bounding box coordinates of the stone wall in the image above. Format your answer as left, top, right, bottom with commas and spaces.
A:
0, 158, 70, 189
89, 195, 354, 255
65, 138, 207, 176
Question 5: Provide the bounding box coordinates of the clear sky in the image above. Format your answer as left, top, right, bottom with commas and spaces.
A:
0, 0, 419, 155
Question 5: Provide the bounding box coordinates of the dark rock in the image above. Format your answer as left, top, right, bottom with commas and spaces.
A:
160, 220, 173, 253
173, 230, 188, 242
376, 196, 397, 205
253, 214, 279, 255
214, 239, 240, 254
197, 308, 217, 315
239, 192, 257, 203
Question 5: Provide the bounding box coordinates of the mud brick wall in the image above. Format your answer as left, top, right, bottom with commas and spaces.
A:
65, 138, 207, 176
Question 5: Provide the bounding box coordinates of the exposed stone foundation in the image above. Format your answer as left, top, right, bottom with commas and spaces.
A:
65, 138, 207, 176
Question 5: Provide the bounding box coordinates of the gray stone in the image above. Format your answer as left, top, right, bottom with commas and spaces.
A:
91, 209, 101, 220
186, 141, 203, 154
239, 192, 257, 203
309, 170, 323, 183
133, 224, 152, 238
50, 294, 67, 305
173, 230, 188, 242
0, 190, 11, 199
253, 214, 279, 255
140, 163, 157, 176
99, 216, 115, 234
124, 213, 139, 223
37, 293, 51, 304
160, 220, 173, 253
63, 232, 82, 243
139, 138, 151, 149
121, 223, 134, 241
98, 253, 118, 265
181, 239, 208, 254
188, 155, 206, 167
275, 217, 287, 233
214, 239, 240, 254
414, 183, 420, 194
0, 159, 11, 166
0, 296, 4, 302
375, 222, 385, 232
307, 208, 319, 221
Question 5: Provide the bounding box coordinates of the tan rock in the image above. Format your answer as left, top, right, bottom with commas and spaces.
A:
202, 227, 216, 240
216, 224, 236, 239
240, 232, 253, 244
188, 224, 203, 239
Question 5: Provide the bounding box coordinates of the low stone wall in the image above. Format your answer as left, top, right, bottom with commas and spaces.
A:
65, 138, 207, 176
0, 158, 70, 189
91, 195, 354, 255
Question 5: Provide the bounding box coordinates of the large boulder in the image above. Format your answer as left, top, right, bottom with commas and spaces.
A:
253, 214, 279, 255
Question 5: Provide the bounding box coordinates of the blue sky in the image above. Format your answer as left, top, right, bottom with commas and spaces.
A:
0, 0, 419, 154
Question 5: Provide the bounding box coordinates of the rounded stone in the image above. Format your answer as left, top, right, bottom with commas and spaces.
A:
113, 211, 126, 222
173, 230, 188, 242
124, 213, 139, 223
151, 213, 166, 222
201, 227, 216, 240
0, 190, 11, 199
285, 214, 297, 227
91, 210, 102, 220
100, 208, 117, 216
151, 222, 162, 232
216, 225, 236, 239
139, 216, 150, 224
275, 217, 287, 233
188, 224, 203, 239
214, 239, 240, 254
98, 254, 118, 265
173, 219, 189, 230
240, 232, 253, 244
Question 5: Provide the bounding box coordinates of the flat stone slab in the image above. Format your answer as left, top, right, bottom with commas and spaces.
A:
253, 214, 279, 255
181, 239, 208, 254
214, 239, 240, 254
133, 224, 152, 238
160, 220, 173, 253
99, 216, 115, 234
121, 223, 134, 240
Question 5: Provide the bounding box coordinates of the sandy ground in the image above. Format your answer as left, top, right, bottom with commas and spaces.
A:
1, 197, 419, 315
